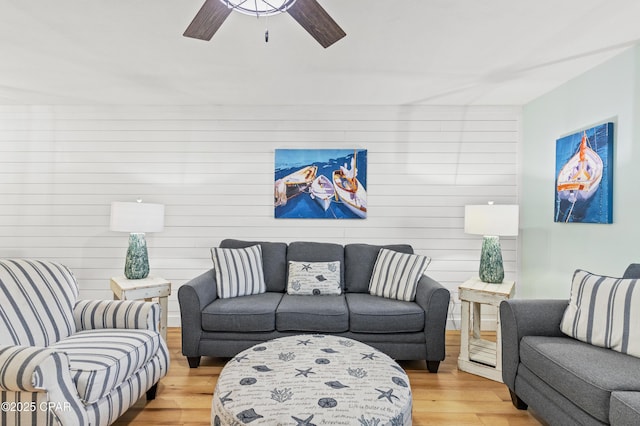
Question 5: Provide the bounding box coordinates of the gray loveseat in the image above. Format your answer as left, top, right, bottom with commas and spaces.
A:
178, 239, 450, 372
500, 264, 640, 425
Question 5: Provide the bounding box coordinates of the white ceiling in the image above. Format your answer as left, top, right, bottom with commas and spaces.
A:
2, 0, 640, 106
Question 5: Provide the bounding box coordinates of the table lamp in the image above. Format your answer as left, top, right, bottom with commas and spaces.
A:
464, 202, 519, 284
110, 200, 165, 280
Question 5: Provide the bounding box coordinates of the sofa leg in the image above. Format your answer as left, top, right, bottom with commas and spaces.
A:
426, 360, 440, 373
509, 390, 528, 410
187, 356, 201, 368
146, 383, 158, 401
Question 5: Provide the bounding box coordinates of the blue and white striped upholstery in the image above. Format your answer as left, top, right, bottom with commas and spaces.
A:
561, 269, 640, 357
74, 299, 161, 333
0, 259, 78, 347
51, 329, 161, 404
0, 259, 169, 426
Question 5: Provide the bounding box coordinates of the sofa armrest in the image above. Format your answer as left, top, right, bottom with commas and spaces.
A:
178, 269, 218, 357
0, 345, 88, 424
414, 274, 450, 363
74, 300, 161, 332
499, 299, 568, 389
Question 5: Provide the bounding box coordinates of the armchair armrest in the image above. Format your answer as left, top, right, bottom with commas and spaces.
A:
178, 269, 217, 358
414, 274, 450, 364
499, 299, 568, 389
0, 345, 87, 424
73, 300, 161, 332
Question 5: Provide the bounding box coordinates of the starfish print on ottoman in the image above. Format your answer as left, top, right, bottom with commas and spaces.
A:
375, 388, 400, 403
292, 414, 317, 426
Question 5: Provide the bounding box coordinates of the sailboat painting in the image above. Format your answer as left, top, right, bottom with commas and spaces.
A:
554, 122, 614, 223
274, 149, 367, 219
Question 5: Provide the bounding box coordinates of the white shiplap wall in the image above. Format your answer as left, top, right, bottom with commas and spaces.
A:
0, 105, 520, 328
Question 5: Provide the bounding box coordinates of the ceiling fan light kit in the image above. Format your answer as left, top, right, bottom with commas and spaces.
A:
184, 0, 346, 48
222, 0, 298, 17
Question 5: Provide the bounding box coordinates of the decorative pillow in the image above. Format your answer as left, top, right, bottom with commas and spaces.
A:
287, 261, 341, 295
368, 248, 431, 302
211, 245, 266, 299
560, 269, 640, 357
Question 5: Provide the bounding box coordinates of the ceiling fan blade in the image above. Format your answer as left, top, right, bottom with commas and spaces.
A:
287, 0, 346, 48
184, 0, 233, 41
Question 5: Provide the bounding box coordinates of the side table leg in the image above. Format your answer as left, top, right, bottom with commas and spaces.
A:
472, 301, 481, 340
459, 300, 470, 363
159, 295, 168, 341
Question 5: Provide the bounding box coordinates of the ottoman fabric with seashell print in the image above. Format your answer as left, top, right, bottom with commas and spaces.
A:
211, 335, 412, 425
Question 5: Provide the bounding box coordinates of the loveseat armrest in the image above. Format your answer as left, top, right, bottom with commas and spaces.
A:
414, 274, 450, 368
0, 345, 88, 424
178, 269, 218, 360
499, 299, 568, 389
73, 299, 161, 332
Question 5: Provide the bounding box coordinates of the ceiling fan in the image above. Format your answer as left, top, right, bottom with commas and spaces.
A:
183, 0, 346, 48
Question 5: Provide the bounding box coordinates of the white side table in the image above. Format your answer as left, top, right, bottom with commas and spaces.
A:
458, 277, 515, 382
110, 276, 171, 341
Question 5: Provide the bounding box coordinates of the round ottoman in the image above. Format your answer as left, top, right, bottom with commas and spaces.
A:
211, 335, 412, 425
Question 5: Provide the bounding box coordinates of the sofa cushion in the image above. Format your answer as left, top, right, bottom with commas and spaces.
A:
344, 244, 413, 293
276, 294, 348, 332
211, 245, 266, 299
202, 292, 283, 333
369, 248, 431, 301
611, 392, 640, 425
287, 242, 345, 289
560, 269, 640, 357
520, 335, 640, 423
50, 328, 161, 404
220, 239, 288, 292
287, 261, 341, 295
346, 293, 424, 333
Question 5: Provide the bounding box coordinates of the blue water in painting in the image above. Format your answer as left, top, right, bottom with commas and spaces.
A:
554, 123, 613, 223
274, 149, 367, 219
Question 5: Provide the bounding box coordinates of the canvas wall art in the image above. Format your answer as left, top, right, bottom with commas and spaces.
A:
274, 149, 367, 219
554, 122, 613, 223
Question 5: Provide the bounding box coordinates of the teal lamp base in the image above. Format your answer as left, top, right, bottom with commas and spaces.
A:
479, 235, 504, 284
124, 233, 150, 280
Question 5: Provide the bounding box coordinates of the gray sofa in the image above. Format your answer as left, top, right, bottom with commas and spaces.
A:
500, 264, 640, 425
178, 239, 450, 372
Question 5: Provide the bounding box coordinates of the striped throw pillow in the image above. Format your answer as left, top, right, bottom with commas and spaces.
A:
560, 269, 640, 357
368, 248, 431, 302
211, 245, 266, 299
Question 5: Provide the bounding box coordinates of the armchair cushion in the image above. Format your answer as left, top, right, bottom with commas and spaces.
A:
50, 328, 161, 404
0, 259, 78, 346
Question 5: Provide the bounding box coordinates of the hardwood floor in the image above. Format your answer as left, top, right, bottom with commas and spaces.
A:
114, 328, 541, 425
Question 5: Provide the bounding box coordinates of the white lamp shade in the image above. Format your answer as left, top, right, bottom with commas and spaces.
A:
464, 204, 519, 236
110, 202, 165, 233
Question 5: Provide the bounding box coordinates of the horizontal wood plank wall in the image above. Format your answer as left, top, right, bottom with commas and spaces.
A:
0, 105, 520, 327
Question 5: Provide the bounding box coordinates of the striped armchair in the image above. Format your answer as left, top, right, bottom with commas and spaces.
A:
0, 259, 169, 426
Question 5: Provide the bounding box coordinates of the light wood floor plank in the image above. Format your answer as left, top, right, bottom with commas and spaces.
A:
114, 329, 541, 425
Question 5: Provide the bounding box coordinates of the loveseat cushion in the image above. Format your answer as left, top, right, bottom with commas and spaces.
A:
276, 294, 349, 332
610, 392, 640, 425
220, 239, 288, 292
346, 293, 424, 333
202, 292, 283, 332
287, 242, 345, 289
520, 335, 640, 423
344, 244, 413, 293
50, 328, 161, 404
